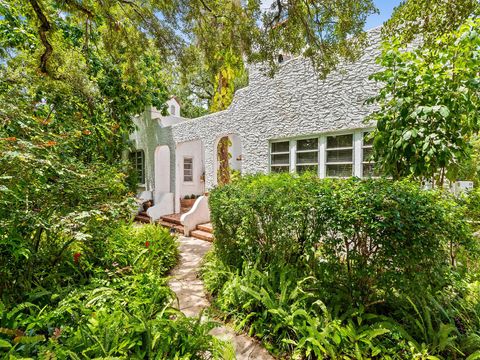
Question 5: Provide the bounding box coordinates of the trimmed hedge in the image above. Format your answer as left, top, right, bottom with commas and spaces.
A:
209, 174, 475, 304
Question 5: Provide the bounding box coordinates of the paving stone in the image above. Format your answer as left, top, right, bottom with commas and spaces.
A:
169, 236, 274, 360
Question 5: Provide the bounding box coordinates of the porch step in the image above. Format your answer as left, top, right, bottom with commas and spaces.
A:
160, 213, 182, 225
135, 211, 151, 223
197, 223, 213, 234
191, 229, 214, 242
158, 220, 184, 234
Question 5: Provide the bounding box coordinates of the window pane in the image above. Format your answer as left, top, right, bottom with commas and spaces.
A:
184, 158, 193, 182
297, 138, 318, 151
363, 147, 374, 162
271, 153, 290, 165
271, 166, 290, 173
363, 132, 374, 146
326, 164, 353, 177
327, 134, 353, 149
297, 151, 318, 164
326, 149, 353, 163
297, 164, 318, 174
130, 151, 145, 184
271, 141, 289, 153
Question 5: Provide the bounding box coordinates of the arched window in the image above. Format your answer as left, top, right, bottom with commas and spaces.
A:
170, 104, 176, 115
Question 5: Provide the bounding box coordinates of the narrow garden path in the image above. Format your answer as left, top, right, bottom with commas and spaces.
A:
169, 236, 274, 360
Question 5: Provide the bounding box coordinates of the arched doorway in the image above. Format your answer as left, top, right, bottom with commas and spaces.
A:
214, 134, 242, 185
154, 145, 170, 193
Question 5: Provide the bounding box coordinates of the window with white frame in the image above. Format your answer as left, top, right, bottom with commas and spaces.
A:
130, 150, 145, 185
296, 138, 318, 173
270, 141, 290, 173
170, 104, 176, 115
183, 157, 193, 182
325, 134, 353, 177
362, 132, 378, 177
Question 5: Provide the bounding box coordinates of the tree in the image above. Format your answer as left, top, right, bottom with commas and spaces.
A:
368, 19, 480, 186
0, 0, 171, 299
383, 0, 480, 45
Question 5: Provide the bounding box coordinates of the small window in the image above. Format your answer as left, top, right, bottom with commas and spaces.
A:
130, 150, 145, 185
184, 157, 193, 182
326, 134, 353, 177
270, 141, 290, 173
296, 138, 318, 173
170, 105, 176, 115
362, 132, 379, 177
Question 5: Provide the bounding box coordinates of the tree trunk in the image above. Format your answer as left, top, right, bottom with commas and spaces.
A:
217, 136, 230, 185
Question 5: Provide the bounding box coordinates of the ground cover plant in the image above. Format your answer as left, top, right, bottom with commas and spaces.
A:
0, 224, 229, 359
202, 173, 480, 359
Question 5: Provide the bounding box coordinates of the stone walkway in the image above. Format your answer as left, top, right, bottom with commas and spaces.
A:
169, 236, 274, 360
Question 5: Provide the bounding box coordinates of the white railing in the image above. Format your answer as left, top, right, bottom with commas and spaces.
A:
147, 192, 174, 221
181, 195, 210, 236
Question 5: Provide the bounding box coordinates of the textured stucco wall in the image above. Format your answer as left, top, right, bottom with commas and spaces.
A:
131, 27, 382, 198
167, 28, 382, 189
129, 108, 176, 193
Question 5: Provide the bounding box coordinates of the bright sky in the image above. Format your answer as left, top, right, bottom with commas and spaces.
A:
260, 0, 403, 30
365, 0, 402, 29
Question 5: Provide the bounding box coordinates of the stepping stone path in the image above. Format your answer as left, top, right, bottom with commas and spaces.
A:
169, 236, 274, 360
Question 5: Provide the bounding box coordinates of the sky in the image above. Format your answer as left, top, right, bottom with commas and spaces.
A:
260, 0, 403, 30
365, 0, 403, 29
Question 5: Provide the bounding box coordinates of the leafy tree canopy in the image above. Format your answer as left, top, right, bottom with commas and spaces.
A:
383, 0, 480, 45
368, 18, 480, 185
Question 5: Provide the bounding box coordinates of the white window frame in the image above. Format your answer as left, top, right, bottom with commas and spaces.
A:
270, 140, 291, 173
295, 137, 319, 174
269, 129, 375, 179
183, 156, 194, 183
325, 133, 354, 178
361, 131, 377, 178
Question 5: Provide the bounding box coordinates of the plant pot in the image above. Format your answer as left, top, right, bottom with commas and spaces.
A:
180, 198, 196, 212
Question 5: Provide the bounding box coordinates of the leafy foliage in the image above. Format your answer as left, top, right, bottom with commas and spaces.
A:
1, 224, 229, 358
204, 173, 480, 359
367, 18, 480, 185
383, 0, 480, 45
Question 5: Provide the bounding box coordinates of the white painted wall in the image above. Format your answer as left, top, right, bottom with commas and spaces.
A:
229, 134, 242, 172
175, 140, 205, 212
154, 145, 170, 193
167, 98, 181, 116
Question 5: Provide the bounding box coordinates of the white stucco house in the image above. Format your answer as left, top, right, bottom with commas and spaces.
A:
129, 28, 384, 226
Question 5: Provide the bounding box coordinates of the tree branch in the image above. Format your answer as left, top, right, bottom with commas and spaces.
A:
28, 0, 52, 74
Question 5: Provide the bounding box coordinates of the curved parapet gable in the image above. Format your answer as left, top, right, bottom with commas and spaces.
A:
167, 28, 382, 189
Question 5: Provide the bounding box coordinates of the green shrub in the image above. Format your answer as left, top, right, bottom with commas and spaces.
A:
97, 224, 179, 275
0, 224, 229, 359
460, 188, 480, 231
209, 174, 475, 305
205, 173, 480, 359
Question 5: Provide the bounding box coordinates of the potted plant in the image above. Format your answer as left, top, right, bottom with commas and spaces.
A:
180, 194, 197, 212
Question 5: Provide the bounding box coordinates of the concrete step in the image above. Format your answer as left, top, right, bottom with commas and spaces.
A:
135, 214, 151, 223
158, 220, 184, 233
160, 213, 182, 225
197, 223, 213, 234
191, 229, 214, 242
